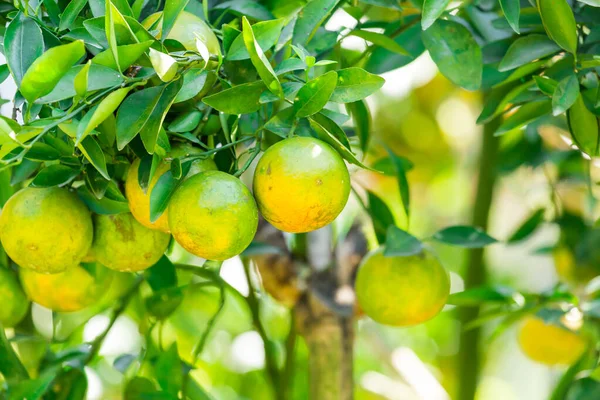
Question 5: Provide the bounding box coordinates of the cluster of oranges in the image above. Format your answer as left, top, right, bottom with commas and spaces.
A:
0, 136, 350, 317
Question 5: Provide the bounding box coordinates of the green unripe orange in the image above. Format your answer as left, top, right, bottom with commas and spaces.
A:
0, 267, 29, 327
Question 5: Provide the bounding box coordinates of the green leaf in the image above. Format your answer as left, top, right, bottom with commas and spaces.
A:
499, 0, 520, 34
538, 0, 578, 54
421, 0, 451, 30
347, 30, 408, 55
498, 34, 560, 71
174, 68, 212, 103
294, 71, 337, 117
25, 143, 61, 161
78, 184, 130, 214
447, 285, 519, 306
20, 40, 86, 103
78, 86, 131, 144
31, 165, 79, 187
38, 64, 124, 103
162, 0, 190, 38
534, 75, 558, 96
144, 255, 177, 291
227, 19, 285, 61
149, 48, 179, 82
274, 58, 306, 75
168, 110, 202, 132
384, 225, 423, 257
116, 79, 183, 152
4, 12, 44, 85
385, 147, 411, 220
311, 113, 350, 149
59, 0, 88, 31
567, 94, 599, 157
74, 60, 91, 98
552, 74, 580, 116
330, 67, 384, 103
78, 136, 110, 179
149, 169, 182, 222
105, 0, 134, 72
91, 41, 154, 73
508, 208, 545, 243
495, 100, 552, 135
432, 225, 498, 248
0, 65, 10, 85
293, 0, 340, 45
367, 191, 395, 244
365, 19, 423, 74
346, 100, 370, 153
145, 286, 184, 320
203, 81, 266, 114
309, 115, 370, 169
422, 20, 482, 91
242, 16, 282, 97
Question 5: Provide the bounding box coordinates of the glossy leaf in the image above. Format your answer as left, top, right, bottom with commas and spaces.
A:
203, 81, 266, 114
330, 68, 385, 103
386, 147, 411, 220
384, 225, 423, 257
78, 136, 110, 179
74, 60, 91, 98
149, 48, 179, 82
78, 87, 131, 144
59, 0, 88, 31
4, 13, 44, 85
422, 20, 482, 91
432, 225, 498, 248
498, 34, 560, 71
20, 40, 86, 103
447, 285, 520, 306
500, 0, 520, 34
538, 0, 578, 54
116, 79, 183, 152
293, 0, 340, 45
495, 100, 552, 135
227, 19, 285, 60
242, 16, 282, 97
347, 30, 408, 55
294, 71, 338, 117
421, 0, 451, 30
174, 69, 212, 103
162, 0, 190, 38
39, 64, 124, 103
346, 100, 371, 153
309, 115, 370, 169
567, 95, 599, 156
78, 184, 130, 214
31, 165, 79, 187
552, 74, 579, 116
367, 191, 395, 244
92, 41, 153, 73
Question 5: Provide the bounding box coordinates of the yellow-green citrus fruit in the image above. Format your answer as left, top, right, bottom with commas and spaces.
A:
142, 11, 220, 55
0, 187, 93, 273
355, 248, 450, 326
169, 171, 258, 260
518, 316, 587, 366
126, 143, 217, 232
0, 267, 29, 327
20, 263, 113, 313
91, 213, 170, 272
253, 137, 350, 233
554, 245, 600, 286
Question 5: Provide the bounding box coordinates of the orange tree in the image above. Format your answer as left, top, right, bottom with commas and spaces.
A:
0, 0, 598, 399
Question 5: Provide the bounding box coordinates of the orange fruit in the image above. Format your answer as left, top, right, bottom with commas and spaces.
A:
0, 267, 29, 327
355, 248, 450, 326
169, 171, 258, 260
20, 263, 113, 313
253, 137, 350, 233
90, 213, 170, 272
126, 143, 217, 232
0, 187, 93, 273
518, 316, 587, 366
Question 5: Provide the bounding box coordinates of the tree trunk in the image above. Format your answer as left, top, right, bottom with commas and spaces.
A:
457, 117, 500, 400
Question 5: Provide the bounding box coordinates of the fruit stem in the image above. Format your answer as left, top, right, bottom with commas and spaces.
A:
0, 322, 29, 381
456, 115, 500, 400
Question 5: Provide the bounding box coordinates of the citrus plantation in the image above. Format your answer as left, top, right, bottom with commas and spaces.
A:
0, 0, 599, 399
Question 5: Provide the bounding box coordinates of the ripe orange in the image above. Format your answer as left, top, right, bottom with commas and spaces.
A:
0, 187, 93, 273
355, 248, 450, 326
0, 267, 29, 327
253, 137, 350, 233
518, 316, 587, 366
169, 171, 258, 260
126, 143, 217, 232
20, 263, 113, 313
90, 213, 170, 272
